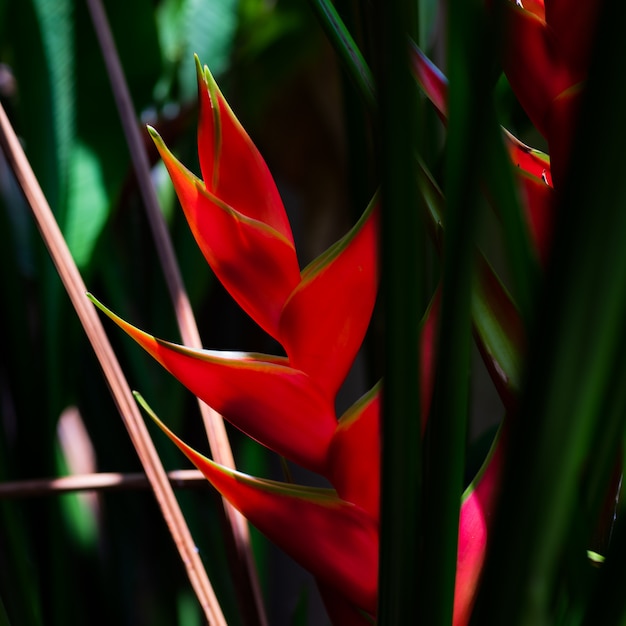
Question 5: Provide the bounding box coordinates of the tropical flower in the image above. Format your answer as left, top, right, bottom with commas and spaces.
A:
93, 0, 599, 614
93, 55, 383, 619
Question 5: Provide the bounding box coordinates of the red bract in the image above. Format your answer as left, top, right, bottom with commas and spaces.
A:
453, 428, 506, 626
327, 385, 381, 520
149, 57, 379, 396
144, 402, 379, 615
410, 42, 555, 263
89, 296, 336, 473
195, 59, 293, 242
148, 54, 303, 341
149, 128, 301, 342
501, 0, 600, 185
280, 201, 379, 401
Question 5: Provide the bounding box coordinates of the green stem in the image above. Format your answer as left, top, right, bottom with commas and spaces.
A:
375, 1, 423, 623
419, 0, 493, 621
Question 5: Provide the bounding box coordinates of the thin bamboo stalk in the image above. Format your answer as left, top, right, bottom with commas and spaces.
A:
0, 470, 207, 498
83, 2, 267, 623
0, 102, 226, 626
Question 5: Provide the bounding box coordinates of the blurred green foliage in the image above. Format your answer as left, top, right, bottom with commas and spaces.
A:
0, 1, 337, 624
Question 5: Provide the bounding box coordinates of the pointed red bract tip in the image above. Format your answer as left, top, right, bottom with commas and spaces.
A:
453, 428, 506, 626
196, 60, 295, 245
159, 421, 379, 614
410, 41, 448, 121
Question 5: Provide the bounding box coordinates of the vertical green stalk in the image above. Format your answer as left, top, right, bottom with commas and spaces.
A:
375, 1, 423, 623
419, 0, 491, 622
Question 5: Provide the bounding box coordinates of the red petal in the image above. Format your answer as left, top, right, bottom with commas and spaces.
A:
151, 413, 379, 614
516, 169, 555, 266
410, 42, 448, 121
453, 427, 506, 626
150, 128, 301, 340
502, 2, 558, 139
545, 0, 599, 82
279, 202, 379, 400
520, 0, 545, 19
327, 385, 381, 520
503, 129, 552, 185
91, 297, 335, 474
195, 57, 294, 244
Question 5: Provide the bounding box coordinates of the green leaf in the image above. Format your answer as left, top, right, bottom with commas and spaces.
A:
376, 0, 423, 623
63, 140, 109, 268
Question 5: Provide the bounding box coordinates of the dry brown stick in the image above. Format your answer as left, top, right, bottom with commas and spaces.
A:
0, 102, 226, 626
83, 2, 267, 623
0, 470, 208, 498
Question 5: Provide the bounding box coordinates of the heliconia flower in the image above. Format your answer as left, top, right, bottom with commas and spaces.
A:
133, 355, 504, 626
139, 397, 379, 616
149, 57, 379, 399
410, 41, 555, 263
88, 198, 378, 472
90, 50, 532, 625
500, 0, 601, 185
89, 296, 336, 475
